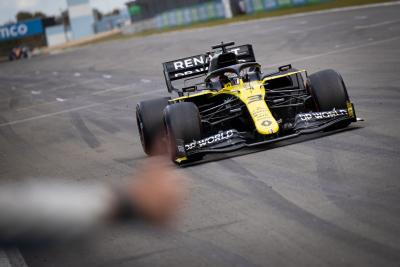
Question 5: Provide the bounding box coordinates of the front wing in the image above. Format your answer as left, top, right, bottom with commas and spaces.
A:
175, 104, 361, 162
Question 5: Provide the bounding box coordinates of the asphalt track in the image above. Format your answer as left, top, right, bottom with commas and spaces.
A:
1, 2, 400, 267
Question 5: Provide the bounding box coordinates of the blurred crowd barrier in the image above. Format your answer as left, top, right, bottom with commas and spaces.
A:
122, 0, 329, 34
242, 0, 329, 13
154, 1, 226, 28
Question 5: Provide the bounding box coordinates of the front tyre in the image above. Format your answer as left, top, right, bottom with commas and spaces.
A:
136, 97, 170, 155
164, 102, 202, 163
308, 69, 351, 129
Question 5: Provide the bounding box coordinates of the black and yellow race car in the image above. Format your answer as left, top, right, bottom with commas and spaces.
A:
136, 42, 361, 163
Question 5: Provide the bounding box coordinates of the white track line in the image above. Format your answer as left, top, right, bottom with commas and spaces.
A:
354, 15, 368, 20
0, 79, 99, 105
11, 82, 133, 112
0, 89, 164, 127
288, 21, 345, 34
354, 19, 400, 29
15, 99, 63, 112
267, 36, 400, 68
47, 79, 98, 92
91, 84, 134, 95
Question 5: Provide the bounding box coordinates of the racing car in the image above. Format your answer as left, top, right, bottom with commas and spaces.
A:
136, 42, 361, 163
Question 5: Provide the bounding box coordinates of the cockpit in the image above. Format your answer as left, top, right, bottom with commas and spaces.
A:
164, 42, 259, 95
204, 42, 261, 89
205, 62, 262, 89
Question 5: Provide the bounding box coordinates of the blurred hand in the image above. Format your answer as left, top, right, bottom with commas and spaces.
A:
128, 156, 187, 225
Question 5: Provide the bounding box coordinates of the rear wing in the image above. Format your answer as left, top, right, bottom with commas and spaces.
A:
162, 44, 256, 93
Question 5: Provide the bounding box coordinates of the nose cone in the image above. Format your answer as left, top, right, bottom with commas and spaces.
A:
237, 81, 279, 135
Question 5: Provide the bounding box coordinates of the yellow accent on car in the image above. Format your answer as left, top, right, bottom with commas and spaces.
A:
261, 70, 305, 84
170, 70, 306, 135
170, 91, 212, 102
222, 80, 279, 135
346, 101, 355, 118
175, 156, 188, 163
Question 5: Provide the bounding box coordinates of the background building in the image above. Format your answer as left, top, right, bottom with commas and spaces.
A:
67, 0, 95, 39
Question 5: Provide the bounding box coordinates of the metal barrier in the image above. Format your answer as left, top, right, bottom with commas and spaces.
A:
122, 0, 329, 34
154, 1, 226, 28
243, 0, 329, 13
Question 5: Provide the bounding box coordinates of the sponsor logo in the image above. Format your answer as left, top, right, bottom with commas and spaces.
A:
0, 19, 43, 41
173, 56, 209, 71
0, 24, 27, 39
170, 46, 250, 78
299, 109, 348, 121
174, 66, 209, 78
247, 95, 262, 104
261, 120, 272, 127
185, 130, 234, 151
252, 107, 269, 121
177, 145, 185, 153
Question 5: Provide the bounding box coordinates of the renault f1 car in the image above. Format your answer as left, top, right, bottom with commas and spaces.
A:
136, 42, 361, 163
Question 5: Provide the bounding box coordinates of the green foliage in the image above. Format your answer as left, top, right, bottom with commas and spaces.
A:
16, 11, 47, 22
128, 5, 141, 16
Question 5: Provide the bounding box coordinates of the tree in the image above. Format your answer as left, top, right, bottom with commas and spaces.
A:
33, 12, 47, 19
16, 11, 33, 21
16, 11, 47, 22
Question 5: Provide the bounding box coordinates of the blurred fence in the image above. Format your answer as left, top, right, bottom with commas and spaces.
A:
242, 0, 329, 13
94, 9, 131, 33
154, 1, 226, 28
122, 0, 226, 33
122, 0, 329, 34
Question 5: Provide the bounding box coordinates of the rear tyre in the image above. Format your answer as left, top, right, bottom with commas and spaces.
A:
136, 97, 170, 155
164, 102, 202, 163
308, 69, 351, 129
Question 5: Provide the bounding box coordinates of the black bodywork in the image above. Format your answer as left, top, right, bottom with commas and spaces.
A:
136, 42, 360, 162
